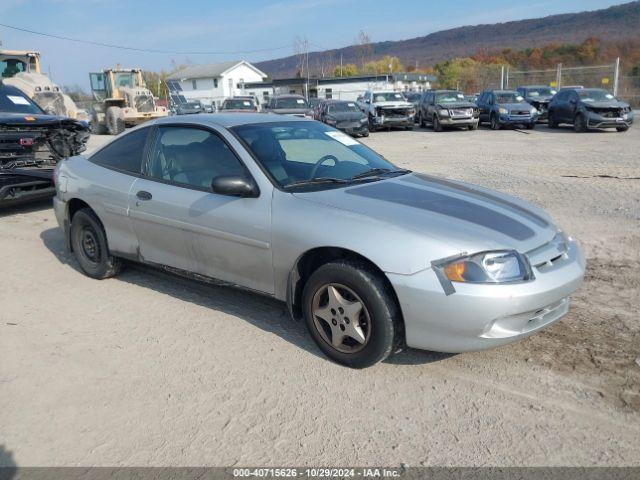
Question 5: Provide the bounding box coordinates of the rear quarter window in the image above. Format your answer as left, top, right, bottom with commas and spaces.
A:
90, 127, 150, 174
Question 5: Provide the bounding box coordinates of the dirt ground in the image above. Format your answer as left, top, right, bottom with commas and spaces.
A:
1, 122, 639, 467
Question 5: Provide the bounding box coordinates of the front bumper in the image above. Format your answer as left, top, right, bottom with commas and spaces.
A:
387, 238, 585, 353
498, 113, 538, 125
372, 115, 414, 128
333, 121, 369, 135
0, 169, 55, 207
439, 116, 479, 127
586, 111, 634, 129
124, 110, 169, 125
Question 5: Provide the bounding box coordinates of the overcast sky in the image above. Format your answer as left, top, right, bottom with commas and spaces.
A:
0, 0, 627, 89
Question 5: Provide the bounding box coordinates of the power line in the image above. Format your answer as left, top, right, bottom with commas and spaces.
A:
0, 22, 293, 55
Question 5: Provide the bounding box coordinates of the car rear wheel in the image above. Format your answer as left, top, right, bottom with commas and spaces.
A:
70, 208, 122, 279
490, 114, 501, 130
574, 113, 588, 133
302, 260, 400, 368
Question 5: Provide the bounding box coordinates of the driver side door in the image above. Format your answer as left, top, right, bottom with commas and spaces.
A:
128, 125, 274, 294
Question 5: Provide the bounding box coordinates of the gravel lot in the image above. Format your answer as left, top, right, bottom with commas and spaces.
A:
1, 122, 639, 467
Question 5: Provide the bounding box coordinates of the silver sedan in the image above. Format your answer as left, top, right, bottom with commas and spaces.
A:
53, 114, 585, 368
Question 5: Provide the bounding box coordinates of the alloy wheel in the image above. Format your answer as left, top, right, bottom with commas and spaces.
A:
311, 283, 371, 354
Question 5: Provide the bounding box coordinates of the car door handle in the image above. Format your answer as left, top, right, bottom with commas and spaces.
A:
136, 190, 152, 201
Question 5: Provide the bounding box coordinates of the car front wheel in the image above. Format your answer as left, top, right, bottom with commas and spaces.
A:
490, 114, 501, 130
302, 260, 400, 368
574, 113, 588, 133
70, 208, 122, 279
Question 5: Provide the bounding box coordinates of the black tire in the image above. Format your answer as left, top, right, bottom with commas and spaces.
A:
70, 208, 122, 279
468, 123, 479, 130
527, 122, 536, 130
490, 113, 501, 130
106, 106, 125, 135
90, 112, 107, 135
616, 126, 629, 132
418, 112, 426, 128
361, 130, 370, 137
302, 260, 400, 368
433, 115, 443, 132
574, 113, 588, 133
405, 125, 413, 131
368, 114, 377, 132
548, 110, 558, 129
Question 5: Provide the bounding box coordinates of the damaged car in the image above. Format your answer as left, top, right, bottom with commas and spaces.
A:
316, 100, 369, 137
0, 82, 89, 207
359, 91, 415, 131
517, 85, 557, 122
547, 88, 634, 132
417, 90, 479, 131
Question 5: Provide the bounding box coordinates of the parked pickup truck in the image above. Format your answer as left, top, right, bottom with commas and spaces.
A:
358, 91, 415, 131
0, 82, 89, 207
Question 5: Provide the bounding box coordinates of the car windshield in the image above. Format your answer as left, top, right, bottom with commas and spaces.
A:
0, 88, 44, 114
577, 89, 617, 102
223, 99, 255, 110
525, 87, 556, 97
435, 91, 465, 103
405, 93, 421, 101
373, 92, 404, 102
232, 121, 405, 189
495, 92, 524, 103
327, 102, 360, 114
275, 97, 308, 109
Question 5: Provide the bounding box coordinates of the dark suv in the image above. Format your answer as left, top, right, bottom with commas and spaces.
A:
547, 88, 634, 132
417, 90, 479, 131
264, 94, 313, 117
517, 85, 557, 122
476, 90, 538, 129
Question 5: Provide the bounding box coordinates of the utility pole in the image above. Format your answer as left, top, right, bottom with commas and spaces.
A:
556, 63, 562, 90
613, 57, 620, 96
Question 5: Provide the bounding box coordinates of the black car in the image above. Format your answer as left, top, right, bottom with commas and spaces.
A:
517, 85, 557, 122
264, 94, 313, 117
417, 90, 479, 131
0, 82, 89, 206
176, 101, 204, 115
547, 88, 634, 132
316, 100, 369, 137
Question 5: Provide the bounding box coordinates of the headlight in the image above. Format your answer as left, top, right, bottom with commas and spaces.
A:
498, 107, 508, 115
439, 109, 449, 116
325, 118, 337, 125
360, 117, 368, 124
531, 107, 538, 114
440, 250, 533, 284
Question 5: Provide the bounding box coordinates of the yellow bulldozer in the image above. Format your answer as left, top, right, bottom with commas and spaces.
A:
89, 67, 168, 135
0, 49, 87, 121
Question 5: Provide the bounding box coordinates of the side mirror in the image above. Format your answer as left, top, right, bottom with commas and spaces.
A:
211, 175, 259, 198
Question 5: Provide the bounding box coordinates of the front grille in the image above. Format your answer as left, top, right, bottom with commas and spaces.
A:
450, 108, 472, 117
510, 110, 531, 116
594, 109, 622, 118
380, 108, 410, 118
134, 95, 155, 113
526, 233, 569, 271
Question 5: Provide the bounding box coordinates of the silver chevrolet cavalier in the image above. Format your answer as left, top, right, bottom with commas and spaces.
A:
53, 114, 585, 368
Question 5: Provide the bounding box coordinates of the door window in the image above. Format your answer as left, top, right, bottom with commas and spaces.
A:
90, 127, 149, 174
147, 126, 246, 190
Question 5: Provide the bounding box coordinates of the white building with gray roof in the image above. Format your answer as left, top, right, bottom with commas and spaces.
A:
166, 60, 268, 108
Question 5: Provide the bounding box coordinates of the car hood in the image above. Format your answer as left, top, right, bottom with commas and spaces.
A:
436, 101, 476, 109
0, 112, 86, 127
583, 100, 629, 109
526, 96, 552, 103
373, 101, 414, 109
328, 111, 366, 121
272, 108, 312, 115
293, 173, 557, 254
497, 102, 533, 110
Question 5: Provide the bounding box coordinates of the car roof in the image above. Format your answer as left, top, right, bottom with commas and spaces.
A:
490, 90, 519, 94
153, 113, 312, 128
273, 94, 306, 99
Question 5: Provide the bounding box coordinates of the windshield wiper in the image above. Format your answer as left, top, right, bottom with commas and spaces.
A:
284, 177, 350, 189
350, 168, 412, 181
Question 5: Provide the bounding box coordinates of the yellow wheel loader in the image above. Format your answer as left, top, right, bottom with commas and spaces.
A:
89, 67, 168, 135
